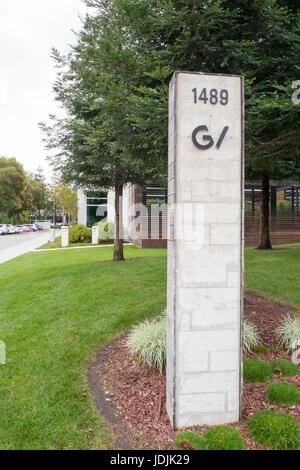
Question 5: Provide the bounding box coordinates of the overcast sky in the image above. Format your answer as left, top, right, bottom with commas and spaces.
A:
0, 0, 88, 181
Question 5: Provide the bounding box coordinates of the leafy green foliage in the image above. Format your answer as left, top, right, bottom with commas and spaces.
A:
272, 359, 299, 377
277, 315, 300, 351
173, 431, 205, 450
203, 426, 245, 451
127, 313, 166, 373
267, 381, 300, 405
243, 321, 261, 353
69, 225, 92, 244
0, 156, 26, 214
248, 411, 300, 449
174, 426, 245, 451
244, 359, 273, 382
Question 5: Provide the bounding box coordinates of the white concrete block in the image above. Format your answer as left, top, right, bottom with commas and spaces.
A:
178, 287, 240, 312
179, 330, 239, 354
92, 226, 99, 245
179, 265, 227, 286
61, 226, 69, 248
177, 411, 239, 428
179, 349, 209, 373
210, 351, 239, 372
191, 309, 238, 329
50, 228, 56, 244
180, 371, 239, 394
177, 245, 239, 267
191, 181, 240, 203
210, 224, 240, 245
179, 393, 226, 414
204, 203, 241, 224
227, 392, 240, 413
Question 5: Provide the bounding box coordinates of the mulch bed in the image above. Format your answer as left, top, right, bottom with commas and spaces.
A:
88, 290, 300, 450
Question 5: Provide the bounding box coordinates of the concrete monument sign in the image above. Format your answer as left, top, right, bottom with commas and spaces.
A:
167, 72, 244, 429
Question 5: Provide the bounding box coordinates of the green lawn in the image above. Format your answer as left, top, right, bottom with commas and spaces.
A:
245, 245, 300, 309
0, 246, 167, 450
0, 245, 299, 450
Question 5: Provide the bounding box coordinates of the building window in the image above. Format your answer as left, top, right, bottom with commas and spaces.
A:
86, 191, 108, 227
145, 187, 167, 207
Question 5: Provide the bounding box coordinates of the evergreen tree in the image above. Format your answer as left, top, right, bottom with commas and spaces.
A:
43, 0, 300, 252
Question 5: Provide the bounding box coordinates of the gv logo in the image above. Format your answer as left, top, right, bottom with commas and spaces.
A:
192, 125, 229, 150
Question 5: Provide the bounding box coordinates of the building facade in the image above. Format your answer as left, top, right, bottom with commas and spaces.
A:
78, 183, 300, 247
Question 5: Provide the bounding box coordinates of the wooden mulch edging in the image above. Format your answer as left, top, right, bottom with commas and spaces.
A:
87, 291, 300, 450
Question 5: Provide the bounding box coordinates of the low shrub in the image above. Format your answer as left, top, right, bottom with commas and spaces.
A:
174, 431, 205, 450
127, 313, 166, 373
277, 315, 300, 352
174, 426, 245, 451
243, 359, 273, 383
248, 411, 300, 449
243, 321, 261, 353
69, 225, 92, 243
203, 425, 245, 450
272, 359, 299, 377
267, 381, 300, 405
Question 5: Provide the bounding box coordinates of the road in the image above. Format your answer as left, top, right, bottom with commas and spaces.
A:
0, 231, 51, 265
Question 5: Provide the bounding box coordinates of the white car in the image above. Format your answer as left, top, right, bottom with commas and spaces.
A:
0, 224, 8, 235
6, 225, 16, 234
14, 225, 24, 234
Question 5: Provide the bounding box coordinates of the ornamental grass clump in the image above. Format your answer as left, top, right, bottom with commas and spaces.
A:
243, 320, 261, 353
248, 411, 300, 450
243, 358, 273, 382
277, 315, 300, 351
127, 313, 166, 373
267, 381, 300, 406
272, 358, 299, 377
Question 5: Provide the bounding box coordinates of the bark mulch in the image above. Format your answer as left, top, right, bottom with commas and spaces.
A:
88, 290, 300, 450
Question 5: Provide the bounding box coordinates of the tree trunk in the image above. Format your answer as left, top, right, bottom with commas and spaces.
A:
114, 183, 125, 261
257, 174, 272, 250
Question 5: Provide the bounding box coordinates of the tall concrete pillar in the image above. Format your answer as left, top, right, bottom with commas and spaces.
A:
167, 72, 244, 429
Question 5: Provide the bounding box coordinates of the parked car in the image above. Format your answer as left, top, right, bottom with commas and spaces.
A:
24, 224, 37, 232
0, 224, 8, 235
14, 225, 24, 234
32, 223, 42, 231
6, 225, 16, 234
22, 225, 31, 232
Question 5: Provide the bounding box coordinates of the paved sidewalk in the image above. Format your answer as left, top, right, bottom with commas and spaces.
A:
0, 231, 51, 265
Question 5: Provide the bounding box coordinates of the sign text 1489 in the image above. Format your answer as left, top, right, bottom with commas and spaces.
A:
192, 88, 229, 106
